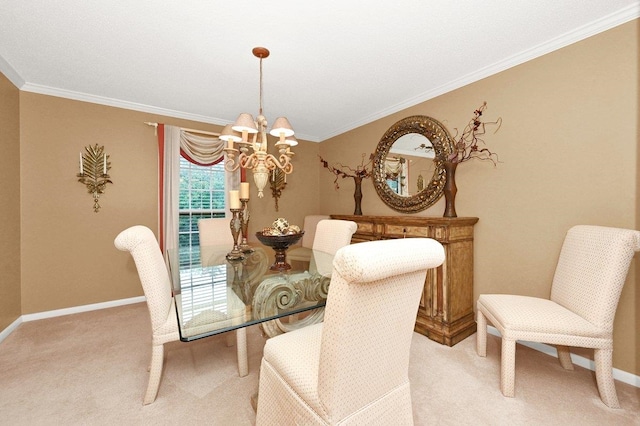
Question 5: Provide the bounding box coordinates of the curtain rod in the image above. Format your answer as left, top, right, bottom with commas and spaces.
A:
144, 122, 220, 137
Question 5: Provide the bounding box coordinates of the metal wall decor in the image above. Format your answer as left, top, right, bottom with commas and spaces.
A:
270, 168, 286, 211
77, 144, 112, 212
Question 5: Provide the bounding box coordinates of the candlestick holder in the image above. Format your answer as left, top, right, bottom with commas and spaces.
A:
226, 208, 245, 260
76, 144, 112, 213
239, 199, 254, 253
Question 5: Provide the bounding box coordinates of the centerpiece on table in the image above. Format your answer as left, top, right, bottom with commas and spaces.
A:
256, 217, 304, 271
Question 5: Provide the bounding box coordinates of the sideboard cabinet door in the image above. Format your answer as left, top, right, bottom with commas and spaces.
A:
330, 215, 478, 346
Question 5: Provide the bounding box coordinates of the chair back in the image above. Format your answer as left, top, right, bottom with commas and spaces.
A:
300, 215, 330, 249
114, 225, 173, 332
309, 219, 357, 277
550, 225, 640, 332
198, 218, 231, 266
311, 219, 357, 255
318, 237, 445, 420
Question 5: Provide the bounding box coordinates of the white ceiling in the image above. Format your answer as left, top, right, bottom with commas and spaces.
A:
1, 1, 638, 142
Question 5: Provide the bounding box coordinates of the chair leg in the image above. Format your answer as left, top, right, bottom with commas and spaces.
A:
237, 328, 248, 377
556, 345, 574, 370
594, 349, 620, 408
225, 332, 235, 347
476, 310, 487, 357
143, 344, 164, 405
500, 338, 516, 397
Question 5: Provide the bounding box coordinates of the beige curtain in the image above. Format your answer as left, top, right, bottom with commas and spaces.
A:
180, 131, 225, 165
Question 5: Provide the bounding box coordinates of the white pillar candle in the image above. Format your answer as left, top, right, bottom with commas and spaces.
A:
240, 182, 249, 200
229, 190, 240, 209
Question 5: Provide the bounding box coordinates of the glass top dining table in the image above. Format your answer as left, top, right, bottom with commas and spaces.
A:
167, 245, 334, 341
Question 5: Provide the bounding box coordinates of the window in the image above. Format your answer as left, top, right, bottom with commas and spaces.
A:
178, 157, 226, 266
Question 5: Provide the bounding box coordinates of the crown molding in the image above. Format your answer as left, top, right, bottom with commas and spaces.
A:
18, 82, 323, 142
4, 4, 638, 143
0, 55, 25, 89
318, 3, 640, 141
20, 82, 233, 127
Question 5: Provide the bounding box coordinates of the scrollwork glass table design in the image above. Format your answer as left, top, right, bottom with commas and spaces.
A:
167, 245, 333, 340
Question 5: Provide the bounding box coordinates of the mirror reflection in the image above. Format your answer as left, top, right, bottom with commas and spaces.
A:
385, 134, 436, 197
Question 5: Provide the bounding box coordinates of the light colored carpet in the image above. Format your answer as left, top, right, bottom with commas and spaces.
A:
0, 303, 638, 425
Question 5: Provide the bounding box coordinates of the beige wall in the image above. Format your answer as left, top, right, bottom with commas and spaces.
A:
319, 20, 639, 375
18, 92, 320, 313
4, 19, 638, 376
0, 73, 21, 330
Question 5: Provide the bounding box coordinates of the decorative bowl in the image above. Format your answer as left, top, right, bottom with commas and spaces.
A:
255, 231, 304, 271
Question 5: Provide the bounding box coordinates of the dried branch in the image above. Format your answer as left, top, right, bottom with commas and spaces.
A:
319, 153, 373, 189
448, 102, 502, 165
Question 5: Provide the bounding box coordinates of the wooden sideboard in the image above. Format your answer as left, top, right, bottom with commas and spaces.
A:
330, 215, 478, 346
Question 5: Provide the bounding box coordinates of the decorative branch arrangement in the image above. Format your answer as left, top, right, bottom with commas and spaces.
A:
440, 102, 502, 218
319, 153, 373, 215
77, 144, 112, 213
319, 153, 373, 189
447, 101, 502, 164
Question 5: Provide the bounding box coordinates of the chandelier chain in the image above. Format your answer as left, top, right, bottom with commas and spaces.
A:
259, 57, 264, 116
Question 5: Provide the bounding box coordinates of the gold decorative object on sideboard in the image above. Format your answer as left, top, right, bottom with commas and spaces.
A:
330, 214, 478, 346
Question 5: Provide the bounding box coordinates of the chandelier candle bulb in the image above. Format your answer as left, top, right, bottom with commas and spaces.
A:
230, 190, 241, 209
240, 182, 250, 200
79, 153, 83, 174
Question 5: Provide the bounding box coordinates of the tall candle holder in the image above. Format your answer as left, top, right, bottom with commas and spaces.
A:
226, 208, 245, 260
239, 198, 254, 252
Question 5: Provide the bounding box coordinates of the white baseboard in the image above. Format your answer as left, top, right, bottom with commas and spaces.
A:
487, 326, 640, 388
0, 316, 22, 344
21, 296, 146, 322
0, 296, 146, 344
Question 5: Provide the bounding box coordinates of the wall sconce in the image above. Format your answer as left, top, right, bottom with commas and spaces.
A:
270, 168, 287, 211
77, 144, 112, 212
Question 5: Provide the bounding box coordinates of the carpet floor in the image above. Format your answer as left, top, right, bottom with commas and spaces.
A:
0, 303, 638, 425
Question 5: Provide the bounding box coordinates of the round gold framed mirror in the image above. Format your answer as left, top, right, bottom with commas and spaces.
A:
373, 115, 454, 213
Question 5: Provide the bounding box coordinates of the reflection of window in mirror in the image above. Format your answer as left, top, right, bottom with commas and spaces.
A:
385, 157, 408, 195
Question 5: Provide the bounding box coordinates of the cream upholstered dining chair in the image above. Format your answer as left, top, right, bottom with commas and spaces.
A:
476, 225, 640, 408
198, 218, 232, 266
255, 237, 445, 425
308, 219, 358, 277
288, 215, 330, 264
114, 225, 249, 405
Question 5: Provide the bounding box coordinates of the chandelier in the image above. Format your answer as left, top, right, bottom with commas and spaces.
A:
222, 47, 297, 198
